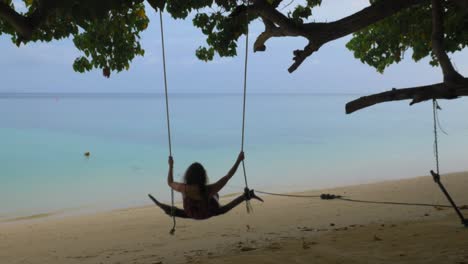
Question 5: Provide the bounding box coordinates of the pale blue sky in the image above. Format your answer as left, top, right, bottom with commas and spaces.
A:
1, 0, 467, 94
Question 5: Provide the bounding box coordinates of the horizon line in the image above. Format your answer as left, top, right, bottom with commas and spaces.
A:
0, 91, 365, 98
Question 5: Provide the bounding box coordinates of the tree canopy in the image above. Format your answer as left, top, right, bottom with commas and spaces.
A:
0, 0, 467, 111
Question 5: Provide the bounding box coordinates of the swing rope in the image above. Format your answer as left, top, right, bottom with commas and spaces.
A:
240, 0, 253, 213
255, 189, 467, 209
432, 99, 440, 175
430, 99, 468, 227
256, 100, 466, 226
159, 10, 176, 235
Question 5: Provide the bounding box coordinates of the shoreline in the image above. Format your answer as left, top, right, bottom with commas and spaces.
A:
2, 171, 467, 225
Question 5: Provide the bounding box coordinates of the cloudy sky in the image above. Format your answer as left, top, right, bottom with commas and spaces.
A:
1, 0, 467, 94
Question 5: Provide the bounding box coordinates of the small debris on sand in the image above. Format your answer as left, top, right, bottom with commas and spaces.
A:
298, 227, 314, 232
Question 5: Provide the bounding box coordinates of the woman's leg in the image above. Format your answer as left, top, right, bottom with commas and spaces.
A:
215, 194, 246, 215
215, 189, 263, 215
148, 194, 189, 218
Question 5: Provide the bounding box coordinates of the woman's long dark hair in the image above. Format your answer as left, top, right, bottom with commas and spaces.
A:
184, 162, 209, 201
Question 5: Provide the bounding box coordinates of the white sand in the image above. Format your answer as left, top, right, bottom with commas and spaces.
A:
1, 172, 467, 264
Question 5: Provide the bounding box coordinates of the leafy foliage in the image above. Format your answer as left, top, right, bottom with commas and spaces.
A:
1, 0, 148, 77
154, 0, 258, 62
72, 4, 148, 76
0, 0, 467, 77
287, 0, 321, 25
346, 1, 468, 73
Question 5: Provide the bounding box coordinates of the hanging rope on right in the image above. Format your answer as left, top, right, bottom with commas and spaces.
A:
429, 99, 468, 227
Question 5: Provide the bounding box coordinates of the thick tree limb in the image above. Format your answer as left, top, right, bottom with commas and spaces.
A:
254, 0, 306, 36
254, 18, 292, 52
345, 78, 468, 114
346, 0, 468, 115
252, 0, 428, 72
303, 0, 427, 42
0, 0, 48, 44
0, 2, 33, 39
450, 0, 468, 9
431, 0, 464, 83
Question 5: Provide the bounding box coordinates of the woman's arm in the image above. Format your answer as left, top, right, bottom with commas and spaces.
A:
209, 152, 244, 195
167, 156, 185, 193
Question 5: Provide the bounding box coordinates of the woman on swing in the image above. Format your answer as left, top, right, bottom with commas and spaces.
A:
149, 151, 263, 220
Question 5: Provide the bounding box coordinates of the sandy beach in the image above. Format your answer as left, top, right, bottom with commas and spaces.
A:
1, 172, 467, 264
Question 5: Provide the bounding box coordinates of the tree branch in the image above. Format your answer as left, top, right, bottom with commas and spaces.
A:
252, 0, 427, 72
254, 0, 306, 36
346, 0, 468, 115
304, 0, 427, 42
288, 42, 319, 72
450, 0, 468, 9
431, 0, 464, 83
254, 18, 292, 52
0, 2, 33, 39
345, 78, 468, 114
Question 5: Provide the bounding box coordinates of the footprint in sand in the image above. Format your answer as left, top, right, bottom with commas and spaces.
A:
298, 226, 315, 232
373, 235, 382, 241
240, 246, 257, 252
267, 242, 282, 250
302, 240, 318, 249
334, 227, 348, 231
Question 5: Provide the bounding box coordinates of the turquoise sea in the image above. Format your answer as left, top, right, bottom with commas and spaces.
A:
1, 93, 467, 218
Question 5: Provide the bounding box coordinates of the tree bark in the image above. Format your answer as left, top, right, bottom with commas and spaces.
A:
345, 78, 468, 114
431, 0, 464, 83
254, 19, 292, 52
345, 0, 467, 114
0, 2, 32, 39
253, 0, 428, 72
450, 0, 468, 9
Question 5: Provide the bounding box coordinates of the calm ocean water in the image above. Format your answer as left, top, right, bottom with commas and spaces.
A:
1, 93, 467, 218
